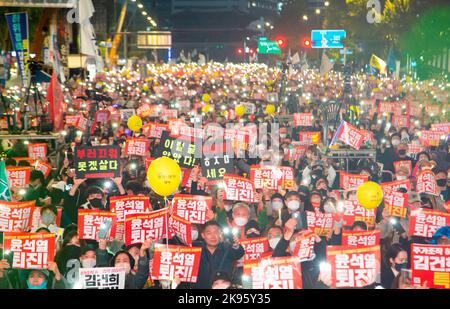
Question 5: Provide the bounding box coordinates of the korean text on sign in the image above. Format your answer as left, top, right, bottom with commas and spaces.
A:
241, 237, 269, 261
250, 166, 295, 190
77, 210, 117, 241
411, 244, 450, 289
168, 214, 192, 246
223, 174, 256, 203
408, 209, 450, 238
124, 208, 168, 245
6, 166, 31, 188
0, 200, 35, 232
327, 245, 380, 288
151, 244, 202, 283
110, 196, 151, 241
341, 230, 380, 247
293, 230, 316, 262
380, 179, 411, 192
3, 232, 55, 269
172, 194, 212, 224
27, 143, 47, 160
124, 138, 149, 157
74, 146, 121, 179
339, 171, 368, 190
383, 190, 408, 218
306, 211, 333, 236
342, 200, 376, 228
79, 267, 125, 289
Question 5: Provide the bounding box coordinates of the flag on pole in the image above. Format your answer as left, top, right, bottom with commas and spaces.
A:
320, 53, 334, 76
329, 120, 364, 150
370, 54, 387, 74
46, 72, 64, 132
0, 161, 11, 201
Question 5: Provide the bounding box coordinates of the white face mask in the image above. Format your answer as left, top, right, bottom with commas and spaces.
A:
234, 217, 248, 227
269, 237, 281, 249
397, 175, 407, 180
280, 134, 287, 139
224, 204, 233, 212
272, 201, 283, 211
192, 229, 199, 241
324, 203, 336, 213
116, 262, 131, 274
287, 200, 300, 211
392, 140, 400, 146
81, 258, 96, 268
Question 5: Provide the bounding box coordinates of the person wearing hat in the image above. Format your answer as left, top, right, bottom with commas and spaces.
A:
212, 271, 232, 289
16, 261, 66, 289
431, 226, 450, 245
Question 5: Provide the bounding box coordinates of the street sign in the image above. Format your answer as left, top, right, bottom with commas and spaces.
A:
311, 30, 346, 49
258, 37, 282, 55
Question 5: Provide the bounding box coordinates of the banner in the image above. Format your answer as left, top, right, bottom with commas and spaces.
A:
293, 113, 313, 127
394, 161, 412, 177
341, 230, 380, 247
47, 71, 64, 132
172, 194, 212, 225
342, 200, 376, 228
3, 232, 55, 269
416, 170, 439, 196
391, 115, 410, 129
142, 122, 168, 139
333, 121, 364, 150
380, 179, 411, 192
168, 214, 192, 245
151, 244, 201, 283
201, 142, 234, 181
243, 256, 302, 289
292, 230, 315, 262
124, 138, 149, 157
408, 209, 450, 238
74, 146, 121, 179
327, 245, 380, 288
306, 211, 333, 236
0, 200, 35, 232
155, 131, 200, 169
223, 174, 256, 203
78, 267, 125, 289
411, 244, 450, 289
287, 144, 307, 161
77, 210, 117, 241
6, 166, 31, 188
5, 12, 29, 86
33, 160, 53, 178
110, 196, 151, 241
241, 237, 269, 262
298, 132, 321, 145
224, 127, 252, 151
250, 166, 295, 190
431, 123, 450, 134
339, 171, 368, 190
419, 130, 442, 147
378, 101, 404, 116
76, 116, 88, 131
27, 144, 47, 160
124, 208, 168, 245
383, 190, 408, 218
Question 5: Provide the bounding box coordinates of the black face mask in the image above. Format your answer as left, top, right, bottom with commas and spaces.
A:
89, 198, 104, 209
246, 233, 260, 239
398, 149, 407, 156
436, 179, 447, 187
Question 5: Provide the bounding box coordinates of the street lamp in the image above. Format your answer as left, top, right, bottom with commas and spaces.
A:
315, 9, 321, 15
265, 22, 271, 27
302, 15, 308, 21
325, 1, 330, 7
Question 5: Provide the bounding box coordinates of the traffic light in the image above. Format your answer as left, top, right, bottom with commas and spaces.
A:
249, 48, 255, 54
237, 48, 244, 55
302, 38, 311, 48
276, 37, 287, 49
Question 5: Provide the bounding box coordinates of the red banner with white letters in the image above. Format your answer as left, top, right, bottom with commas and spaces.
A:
416, 170, 439, 196
341, 230, 380, 247
408, 209, 450, 238
339, 171, 368, 190
383, 190, 408, 218
223, 174, 256, 203
124, 138, 149, 157
6, 166, 31, 188
0, 200, 35, 232
27, 143, 47, 160
77, 210, 117, 241
411, 244, 450, 289
124, 208, 168, 245
241, 237, 269, 262
172, 194, 212, 225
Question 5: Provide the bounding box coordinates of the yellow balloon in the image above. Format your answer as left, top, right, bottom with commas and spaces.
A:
147, 157, 182, 197
202, 104, 211, 113
142, 84, 149, 91
202, 93, 211, 102
356, 181, 383, 210
235, 105, 246, 117
266, 104, 276, 115
127, 115, 143, 132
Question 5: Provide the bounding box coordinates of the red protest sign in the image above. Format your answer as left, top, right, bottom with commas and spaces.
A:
380, 179, 411, 192
394, 160, 412, 177
0, 200, 35, 232
168, 214, 192, 246
124, 208, 168, 245
419, 130, 442, 147
142, 122, 168, 139
306, 211, 333, 236
431, 123, 450, 134
144, 157, 155, 171
225, 128, 251, 151
180, 168, 194, 189
76, 116, 88, 131
250, 166, 295, 190
327, 245, 380, 288
243, 256, 302, 289
408, 209, 450, 238
336, 121, 364, 150
124, 138, 149, 157
34, 160, 52, 178
342, 200, 376, 228
223, 174, 256, 203
342, 230, 380, 247
241, 237, 269, 262
151, 244, 201, 283
360, 129, 374, 146
3, 232, 55, 269
408, 143, 424, 156
383, 190, 408, 218
293, 230, 315, 262
298, 131, 321, 145
411, 244, 450, 289
339, 171, 368, 190
65, 115, 80, 126
6, 166, 31, 188
77, 210, 117, 241
416, 170, 439, 196
378, 101, 404, 115
391, 115, 410, 129
110, 196, 151, 242
172, 194, 212, 225
162, 109, 178, 119
293, 113, 313, 127
137, 103, 157, 117
27, 143, 47, 160
94, 110, 111, 124
287, 144, 307, 161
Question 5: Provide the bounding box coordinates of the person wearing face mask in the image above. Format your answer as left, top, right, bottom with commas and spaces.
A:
267, 226, 283, 251
434, 169, 449, 202
79, 247, 98, 269
394, 166, 410, 181
394, 142, 413, 166
81, 186, 108, 211
17, 264, 66, 289
381, 244, 408, 289
25, 170, 49, 206
270, 193, 285, 224
109, 239, 151, 289
280, 191, 304, 226
32, 205, 60, 234
229, 203, 251, 238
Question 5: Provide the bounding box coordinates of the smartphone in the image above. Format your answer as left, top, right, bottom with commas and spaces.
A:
98, 218, 112, 240
390, 217, 406, 234
400, 269, 412, 288
291, 212, 307, 231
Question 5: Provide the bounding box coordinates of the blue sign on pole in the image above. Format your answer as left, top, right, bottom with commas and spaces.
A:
311, 30, 346, 49
5, 12, 29, 86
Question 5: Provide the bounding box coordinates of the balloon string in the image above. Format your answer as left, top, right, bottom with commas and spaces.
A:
164, 196, 172, 288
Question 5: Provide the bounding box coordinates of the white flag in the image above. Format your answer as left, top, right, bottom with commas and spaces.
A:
180, 50, 187, 63
320, 53, 334, 76
291, 52, 300, 65
198, 53, 206, 65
